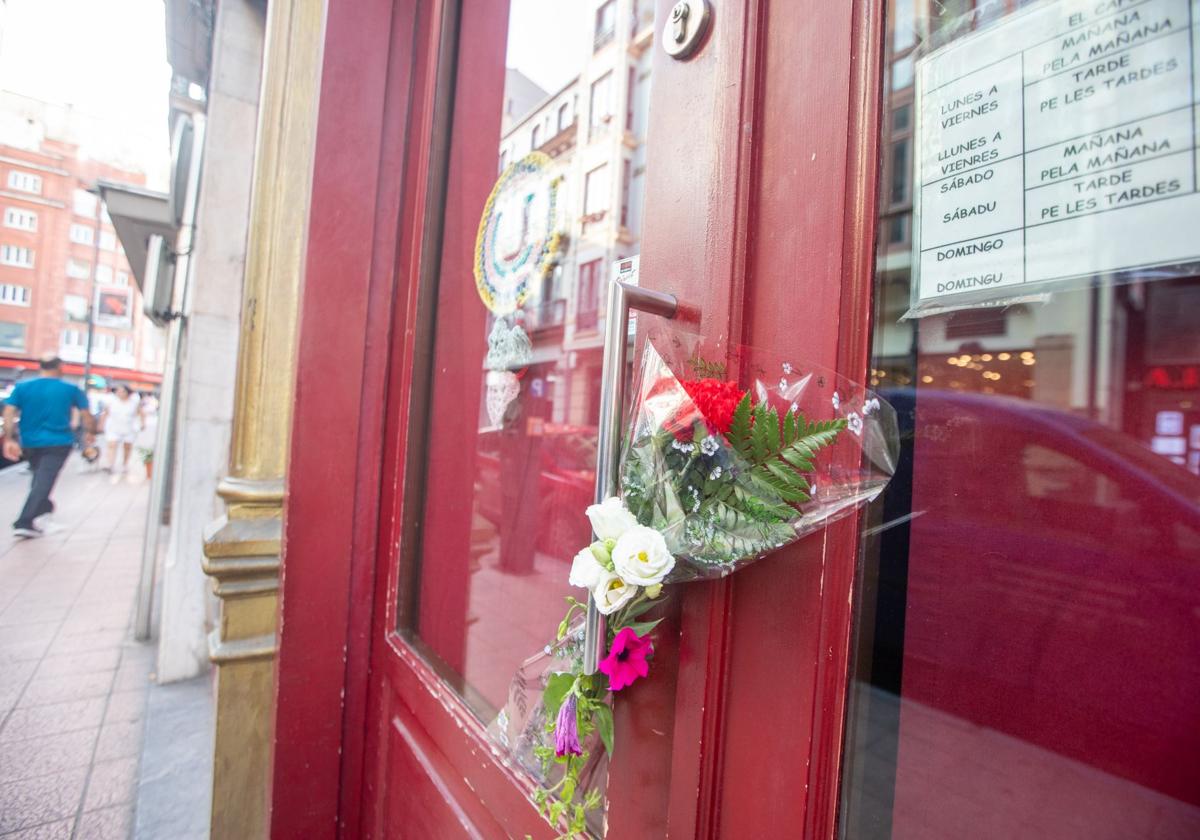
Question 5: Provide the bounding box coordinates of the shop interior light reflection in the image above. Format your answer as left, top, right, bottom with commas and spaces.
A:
886, 350, 1044, 397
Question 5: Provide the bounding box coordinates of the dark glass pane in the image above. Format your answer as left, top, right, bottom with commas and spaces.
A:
842, 2, 1200, 838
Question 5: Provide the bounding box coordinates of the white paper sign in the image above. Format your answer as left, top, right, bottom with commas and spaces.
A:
911, 0, 1200, 315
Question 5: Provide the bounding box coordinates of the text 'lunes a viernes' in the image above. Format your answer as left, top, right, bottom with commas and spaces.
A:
912, 0, 1200, 308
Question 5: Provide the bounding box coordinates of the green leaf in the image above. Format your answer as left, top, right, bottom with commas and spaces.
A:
593, 703, 614, 755
729, 392, 754, 459
750, 405, 770, 462
764, 463, 805, 501
779, 448, 813, 472
543, 673, 575, 719
620, 598, 659, 622
782, 409, 797, 445
763, 406, 780, 453
624, 617, 663, 636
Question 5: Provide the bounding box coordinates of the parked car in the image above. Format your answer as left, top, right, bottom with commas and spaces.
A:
879, 388, 1200, 810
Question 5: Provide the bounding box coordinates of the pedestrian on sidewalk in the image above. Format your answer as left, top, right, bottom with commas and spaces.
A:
1, 354, 96, 538
99, 384, 141, 475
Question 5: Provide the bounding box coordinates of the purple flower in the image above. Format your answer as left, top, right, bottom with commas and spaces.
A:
554, 693, 582, 757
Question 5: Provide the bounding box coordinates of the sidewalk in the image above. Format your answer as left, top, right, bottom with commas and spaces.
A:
0, 459, 155, 839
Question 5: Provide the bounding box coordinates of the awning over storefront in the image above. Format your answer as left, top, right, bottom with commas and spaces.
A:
0, 356, 163, 387
93, 181, 174, 294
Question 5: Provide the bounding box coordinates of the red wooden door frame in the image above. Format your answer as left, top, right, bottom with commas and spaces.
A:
268, 0, 418, 835
270, 0, 885, 837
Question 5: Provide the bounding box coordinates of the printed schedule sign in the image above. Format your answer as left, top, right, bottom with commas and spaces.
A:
912, 0, 1200, 314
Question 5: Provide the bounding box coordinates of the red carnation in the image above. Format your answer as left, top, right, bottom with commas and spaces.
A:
681, 378, 746, 436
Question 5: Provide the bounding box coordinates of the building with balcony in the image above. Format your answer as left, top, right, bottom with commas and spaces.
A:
495, 0, 654, 428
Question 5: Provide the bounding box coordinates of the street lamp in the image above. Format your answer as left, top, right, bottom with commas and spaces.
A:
83, 186, 104, 389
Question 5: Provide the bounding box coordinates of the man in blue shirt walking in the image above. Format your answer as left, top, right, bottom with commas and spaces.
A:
2, 356, 96, 538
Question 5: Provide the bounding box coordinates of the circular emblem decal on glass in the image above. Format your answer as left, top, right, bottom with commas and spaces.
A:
474, 151, 562, 316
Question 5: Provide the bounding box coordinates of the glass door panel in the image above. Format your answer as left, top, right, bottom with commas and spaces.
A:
400, 0, 657, 725
842, 1, 1200, 838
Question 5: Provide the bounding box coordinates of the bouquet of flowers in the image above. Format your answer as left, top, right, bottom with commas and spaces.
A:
488, 329, 897, 837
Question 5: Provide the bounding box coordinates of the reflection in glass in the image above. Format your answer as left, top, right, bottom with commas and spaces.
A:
841, 1, 1200, 838
404, 1, 656, 728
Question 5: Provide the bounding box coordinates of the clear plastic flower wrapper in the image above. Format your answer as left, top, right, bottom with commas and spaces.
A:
486, 624, 610, 836
489, 327, 898, 837
621, 327, 899, 579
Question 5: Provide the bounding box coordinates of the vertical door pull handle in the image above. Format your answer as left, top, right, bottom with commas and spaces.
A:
583, 281, 678, 675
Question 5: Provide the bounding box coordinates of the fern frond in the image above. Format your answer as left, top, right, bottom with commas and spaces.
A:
728, 392, 754, 460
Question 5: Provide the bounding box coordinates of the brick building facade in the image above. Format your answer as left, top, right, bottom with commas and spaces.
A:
0, 115, 165, 388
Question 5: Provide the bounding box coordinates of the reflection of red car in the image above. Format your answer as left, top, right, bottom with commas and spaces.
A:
475, 424, 596, 561
883, 389, 1200, 810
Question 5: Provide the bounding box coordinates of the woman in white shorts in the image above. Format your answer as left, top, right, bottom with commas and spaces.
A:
101, 385, 141, 473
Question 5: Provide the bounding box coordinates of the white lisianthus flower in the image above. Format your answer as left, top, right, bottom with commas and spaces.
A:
612, 525, 675, 586
592, 572, 638, 615
585, 496, 638, 541
569, 547, 606, 590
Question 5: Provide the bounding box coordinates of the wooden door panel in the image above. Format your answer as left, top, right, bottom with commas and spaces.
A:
376, 643, 558, 840
382, 691, 508, 839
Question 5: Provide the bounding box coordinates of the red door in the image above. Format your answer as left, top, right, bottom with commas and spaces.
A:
272, 1, 1200, 838
321, 0, 884, 836
271, 0, 881, 837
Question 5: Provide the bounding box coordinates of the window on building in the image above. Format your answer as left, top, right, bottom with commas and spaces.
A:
498, 149, 508, 173
73, 189, 98, 218
589, 72, 612, 139
66, 258, 90, 279
594, 0, 617, 50
64, 294, 88, 322
944, 307, 1009, 339
96, 264, 113, 284
892, 54, 914, 90
620, 158, 632, 228
3, 208, 37, 231
576, 259, 603, 329
118, 337, 134, 356
0, 284, 31, 306
6, 171, 42, 195
0, 321, 26, 351
531, 125, 542, 150
557, 101, 571, 132
889, 137, 911, 205
116, 271, 129, 286
625, 66, 637, 131
0, 245, 34, 268
893, 0, 916, 52
95, 333, 116, 353
69, 224, 95, 246
61, 328, 84, 348
584, 164, 609, 219
99, 231, 116, 251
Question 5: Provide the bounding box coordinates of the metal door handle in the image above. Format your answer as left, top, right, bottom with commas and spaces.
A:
584, 280, 678, 674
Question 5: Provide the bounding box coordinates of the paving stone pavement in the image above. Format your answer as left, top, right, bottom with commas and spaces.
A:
0, 459, 155, 839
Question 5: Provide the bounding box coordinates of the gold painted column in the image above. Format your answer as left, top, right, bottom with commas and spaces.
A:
200, 0, 323, 836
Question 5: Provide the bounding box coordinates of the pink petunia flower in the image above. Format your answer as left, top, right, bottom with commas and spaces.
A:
554, 693, 583, 757
599, 627, 654, 691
